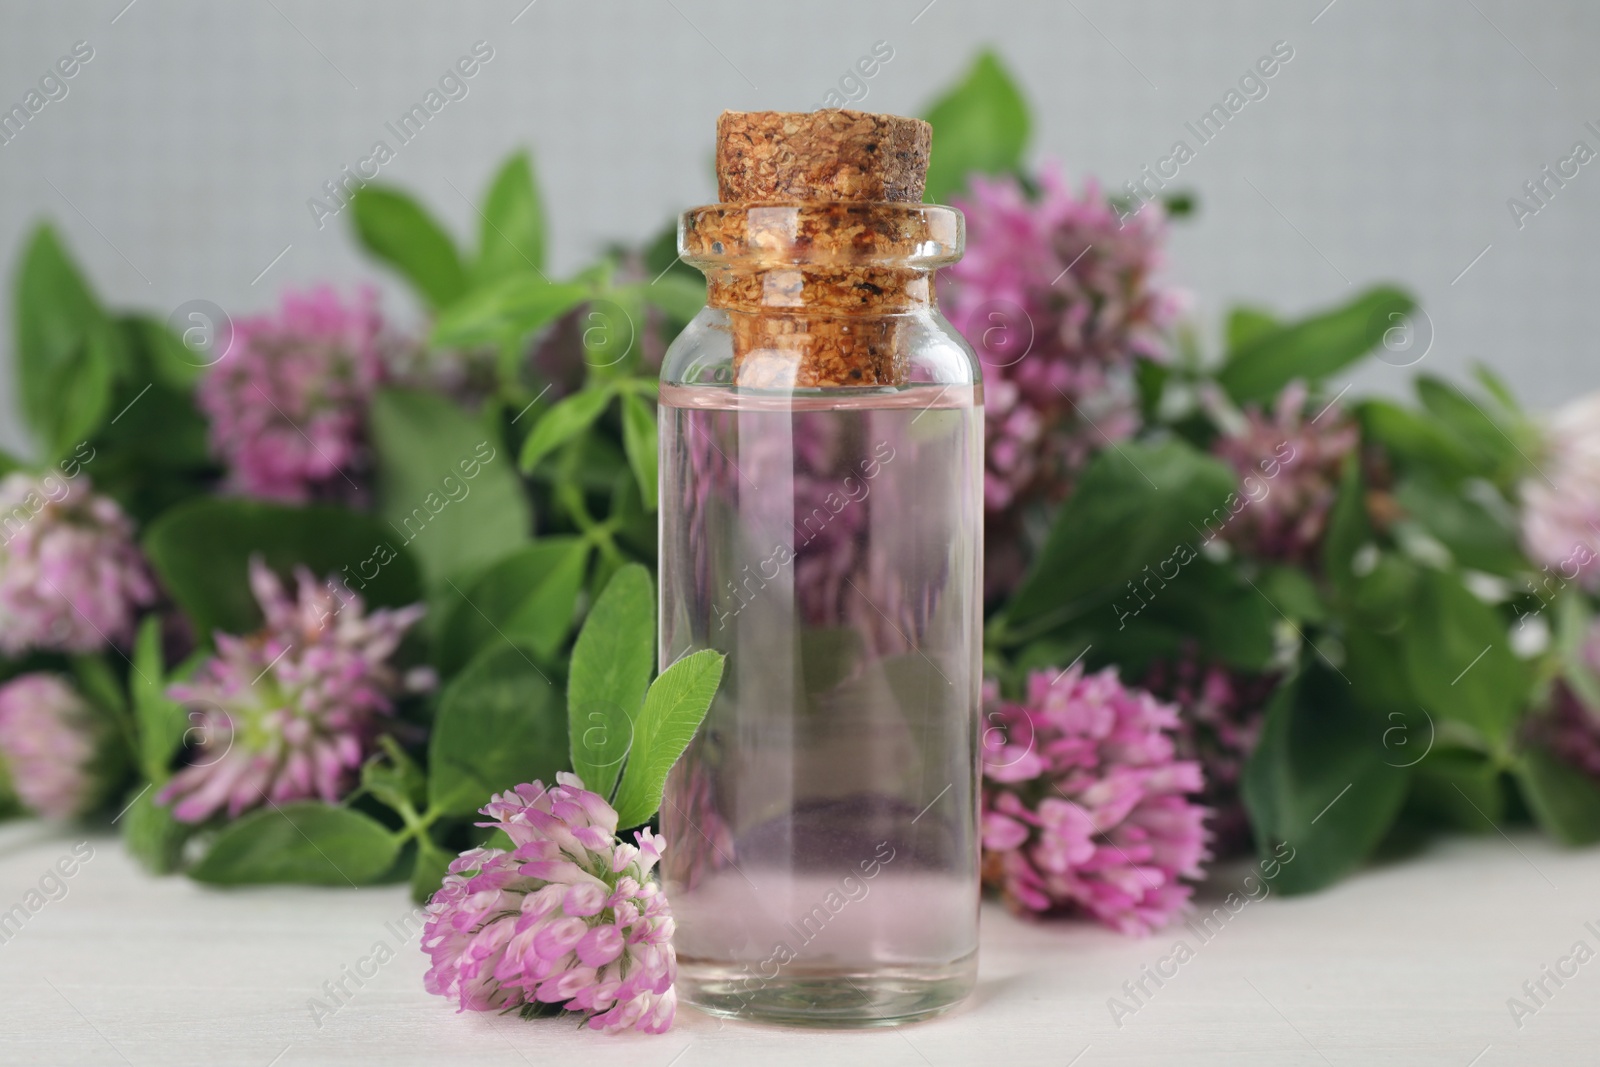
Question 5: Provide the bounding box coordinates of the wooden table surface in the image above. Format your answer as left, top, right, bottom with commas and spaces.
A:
0, 820, 1594, 1066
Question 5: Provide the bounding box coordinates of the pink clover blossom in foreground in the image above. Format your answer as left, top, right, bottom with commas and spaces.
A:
422, 775, 676, 1033
981, 666, 1210, 935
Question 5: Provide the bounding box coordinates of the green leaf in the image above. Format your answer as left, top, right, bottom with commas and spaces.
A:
1241, 666, 1410, 894
1257, 565, 1326, 624
1515, 748, 1600, 846
1133, 356, 1169, 420
435, 537, 592, 675
1003, 439, 1236, 632
56, 325, 117, 457
630, 275, 707, 323
1161, 190, 1196, 218
567, 563, 655, 800
428, 645, 567, 817
581, 289, 643, 377
1472, 364, 1522, 416
131, 617, 186, 781
13, 226, 116, 458
473, 150, 546, 284
131, 313, 205, 390
189, 803, 401, 886
70, 653, 126, 720
1093, 557, 1276, 672
612, 649, 725, 829
82, 317, 215, 523
1557, 595, 1600, 711
1225, 306, 1280, 351
431, 276, 589, 349
1401, 569, 1531, 745
369, 388, 530, 590
1414, 376, 1520, 481
518, 386, 615, 473
143, 499, 423, 637
1360, 399, 1478, 482
609, 451, 657, 559
1321, 456, 1426, 627
1322, 454, 1368, 593
1392, 473, 1521, 575
1342, 623, 1419, 716
619, 391, 658, 511
1216, 286, 1416, 404
1405, 747, 1504, 832
922, 50, 1030, 203
121, 784, 192, 875
350, 187, 466, 310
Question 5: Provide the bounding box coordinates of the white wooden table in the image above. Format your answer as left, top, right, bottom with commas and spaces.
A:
0, 820, 1594, 1066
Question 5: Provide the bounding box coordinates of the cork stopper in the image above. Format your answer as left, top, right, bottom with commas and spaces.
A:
691, 109, 951, 389
716, 110, 932, 204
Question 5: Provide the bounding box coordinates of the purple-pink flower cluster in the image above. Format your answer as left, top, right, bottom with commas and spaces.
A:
158, 557, 425, 822
197, 286, 389, 505
0, 673, 118, 820
1209, 381, 1359, 566
1142, 649, 1279, 857
422, 775, 677, 1034
941, 164, 1185, 597
1545, 687, 1600, 781
0, 473, 155, 655
981, 666, 1210, 935
1538, 618, 1600, 781
1522, 392, 1600, 590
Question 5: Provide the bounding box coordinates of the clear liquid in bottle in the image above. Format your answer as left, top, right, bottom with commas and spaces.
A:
659, 382, 982, 1025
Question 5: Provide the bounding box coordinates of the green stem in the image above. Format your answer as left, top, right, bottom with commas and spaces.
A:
558, 483, 625, 567
389, 797, 445, 846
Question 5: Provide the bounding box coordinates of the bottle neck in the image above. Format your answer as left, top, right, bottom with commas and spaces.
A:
704, 265, 933, 314
680, 202, 962, 388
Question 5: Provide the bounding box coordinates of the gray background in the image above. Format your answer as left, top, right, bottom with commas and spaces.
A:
0, 0, 1594, 457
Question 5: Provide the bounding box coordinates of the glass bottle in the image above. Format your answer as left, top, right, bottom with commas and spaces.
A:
657, 110, 982, 1026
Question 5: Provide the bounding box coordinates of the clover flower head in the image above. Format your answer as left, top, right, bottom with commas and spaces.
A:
197, 285, 389, 504
422, 774, 677, 1034
0, 472, 155, 654
940, 163, 1186, 597
981, 666, 1210, 935
1522, 392, 1600, 590
158, 556, 424, 822
0, 673, 121, 819
1209, 381, 1360, 565
1142, 648, 1279, 856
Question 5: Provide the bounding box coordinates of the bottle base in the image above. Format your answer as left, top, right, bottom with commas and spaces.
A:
678, 953, 977, 1028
